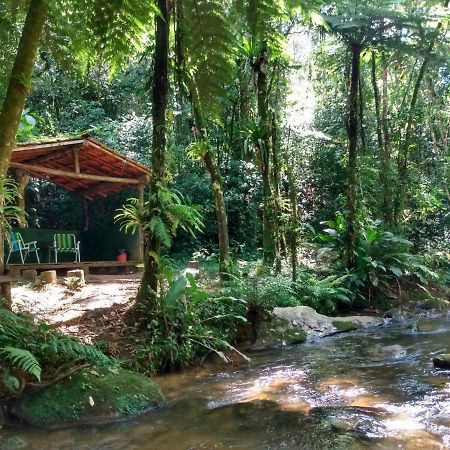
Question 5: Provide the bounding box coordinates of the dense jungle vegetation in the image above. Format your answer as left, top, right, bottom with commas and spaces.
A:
0, 0, 449, 397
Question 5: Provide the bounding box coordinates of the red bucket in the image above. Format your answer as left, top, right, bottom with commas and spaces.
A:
117, 250, 127, 262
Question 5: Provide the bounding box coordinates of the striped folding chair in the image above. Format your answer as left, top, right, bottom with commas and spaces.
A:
6, 232, 40, 264
52, 234, 81, 263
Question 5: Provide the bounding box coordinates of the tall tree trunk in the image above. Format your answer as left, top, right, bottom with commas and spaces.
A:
137, 0, 169, 303
345, 43, 361, 269
284, 128, 298, 281
191, 94, 232, 279
0, 0, 48, 282
394, 0, 449, 225
255, 46, 275, 266
271, 112, 282, 273
175, 0, 232, 279
380, 53, 393, 225
0, 0, 48, 178
358, 76, 366, 155
371, 53, 392, 224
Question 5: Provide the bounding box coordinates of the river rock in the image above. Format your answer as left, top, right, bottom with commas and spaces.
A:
12, 366, 164, 427
249, 314, 307, 351
249, 306, 381, 350
415, 319, 441, 333
380, 344, 407, 359
383, 308, 411, 323
433, 354, 450, 369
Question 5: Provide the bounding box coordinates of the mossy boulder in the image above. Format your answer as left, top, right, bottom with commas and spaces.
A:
249, 315, 307, 351
331, 320, 362, 332
12, 366, 164, 427
248, 306, 381, 350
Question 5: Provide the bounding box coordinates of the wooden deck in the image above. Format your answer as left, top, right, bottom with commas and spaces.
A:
6, 260, 141, 277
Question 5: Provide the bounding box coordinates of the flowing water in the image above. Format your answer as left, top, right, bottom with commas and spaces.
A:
2, 317, 450, 449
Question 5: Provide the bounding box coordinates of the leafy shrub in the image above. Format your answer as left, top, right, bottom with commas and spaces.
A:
128, 269, 248, 374
317, 216, 438, 294
0, 308, 108, 397
221, 272, 352, 316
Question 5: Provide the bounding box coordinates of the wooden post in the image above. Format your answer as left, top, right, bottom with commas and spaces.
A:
1, 281, 12, 309
41, 270, 57, 284
16, 169, 29, 228
73, 149, 80, 174
67, 269, 85, 287
82, 197, 89, 231
137, 184, 145, 262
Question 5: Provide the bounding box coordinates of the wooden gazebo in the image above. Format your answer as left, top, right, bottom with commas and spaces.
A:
5, 135, 150, 276
10, 135, 150, 201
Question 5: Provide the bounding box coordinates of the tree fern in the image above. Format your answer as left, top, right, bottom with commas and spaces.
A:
181, 0, 235, 119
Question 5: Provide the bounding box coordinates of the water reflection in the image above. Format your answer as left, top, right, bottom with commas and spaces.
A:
2, 318, 450, 449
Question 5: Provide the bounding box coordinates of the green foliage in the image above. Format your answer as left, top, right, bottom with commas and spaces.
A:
0, 178, 24, 235
0, 308, 108, 396
182, 0, 235, 120
115, 185, 204, 249
317, 216, 439, 293
128, 266, 248, 374
1, 347, 41, 381
222, 271, 351, 315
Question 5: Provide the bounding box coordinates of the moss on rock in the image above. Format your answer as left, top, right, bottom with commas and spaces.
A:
332, 320, 362, 332
12, 366, 164, 427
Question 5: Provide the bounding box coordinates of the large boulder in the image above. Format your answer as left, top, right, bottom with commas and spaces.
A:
12, 366, 164, 427
274, 306, 381, 340
249, 314, 307, 351
250, 306, 381, 350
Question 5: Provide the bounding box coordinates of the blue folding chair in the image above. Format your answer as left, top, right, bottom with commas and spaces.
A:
6, 232, 40, 264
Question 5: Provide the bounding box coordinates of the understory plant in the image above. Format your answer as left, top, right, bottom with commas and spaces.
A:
128, 263, 249, 374
0, 308, 108, 398
222, 271, 352, 316
317, 215, 439, 300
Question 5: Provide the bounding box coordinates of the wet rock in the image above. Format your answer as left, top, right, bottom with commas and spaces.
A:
273, 306, 381, 340
249, 306, 381, 350
383, 308, 411, 323
415, 319, 442, 333
433, 354, 450, 369
380, 344, 407, 359
12, 366, 164, 427
249, 314, 307, 351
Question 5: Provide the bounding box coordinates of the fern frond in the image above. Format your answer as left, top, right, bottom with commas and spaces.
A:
183, 0, 235, 119
1, 347, 41, 381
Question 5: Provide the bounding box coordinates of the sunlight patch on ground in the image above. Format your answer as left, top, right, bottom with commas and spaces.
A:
12, 277, 138, 324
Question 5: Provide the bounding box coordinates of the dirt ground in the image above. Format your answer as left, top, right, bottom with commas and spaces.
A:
11, 274, 142, 358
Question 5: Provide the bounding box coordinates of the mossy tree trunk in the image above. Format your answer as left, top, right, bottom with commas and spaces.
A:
191, 97, 232, 280
137, 0, 169, 304
175, 0, 232, 280
0, 0, 48, 279
345, 42, 361, 269
255, 45, 276, 267
371, 53, 392, 225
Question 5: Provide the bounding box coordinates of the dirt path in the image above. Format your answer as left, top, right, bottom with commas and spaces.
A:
12, 274, 141, 358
